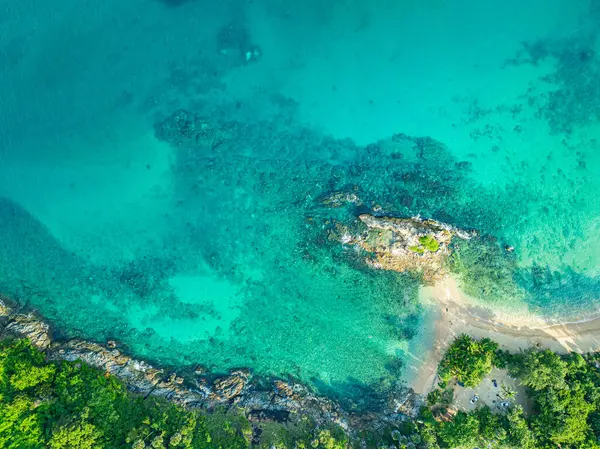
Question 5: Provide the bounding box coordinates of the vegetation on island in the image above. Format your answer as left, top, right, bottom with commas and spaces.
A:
5, 334, 600, 449
409, 235, 440, 254
0, 338, 346, 449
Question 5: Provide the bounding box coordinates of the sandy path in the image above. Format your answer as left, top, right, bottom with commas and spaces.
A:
405, 277, 600, 395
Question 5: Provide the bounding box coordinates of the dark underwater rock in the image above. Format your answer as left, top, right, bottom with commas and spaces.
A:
154, 109, 222, 148
319, 190, 363, 208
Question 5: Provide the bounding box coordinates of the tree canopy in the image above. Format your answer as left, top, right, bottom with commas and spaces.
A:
0, 338, 346, 449
437, 334, 498, 387
6, 334, 600, 449
419, 336, 600, 449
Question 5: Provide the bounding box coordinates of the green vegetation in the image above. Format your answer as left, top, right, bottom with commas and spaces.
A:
426, 388, 454, 408
508, 348, 568, 390
417, 336, 600, 449
6, 334, 600, 449
438, 334, 498, 387
0, 339, 347, 449
409, 235, 440, 254
419, 236, 440, 252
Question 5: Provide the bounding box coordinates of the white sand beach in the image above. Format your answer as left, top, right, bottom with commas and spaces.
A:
405, 276, 600, 396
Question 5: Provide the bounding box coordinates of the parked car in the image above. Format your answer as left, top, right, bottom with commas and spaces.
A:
470, 395, 479, 404
492, 379, 498, 387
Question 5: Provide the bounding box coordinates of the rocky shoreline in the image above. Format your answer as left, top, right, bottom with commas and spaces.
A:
0, 294, 421, 435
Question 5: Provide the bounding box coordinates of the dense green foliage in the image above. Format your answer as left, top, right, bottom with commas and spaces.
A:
0, 339, 347, 449
414, 336, 600, 449
507, 349, 600, 448
409, 235, 440, 254
438, 334, 498, 387
416, 404, 537, 449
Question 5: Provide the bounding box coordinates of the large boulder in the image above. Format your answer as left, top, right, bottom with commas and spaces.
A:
210, 369, 251, 401
4, 313, 52, 350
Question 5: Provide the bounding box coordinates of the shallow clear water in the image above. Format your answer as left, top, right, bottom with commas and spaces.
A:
1, 0, 600, 399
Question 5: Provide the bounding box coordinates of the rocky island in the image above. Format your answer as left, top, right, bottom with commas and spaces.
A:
329, 212, 474, 283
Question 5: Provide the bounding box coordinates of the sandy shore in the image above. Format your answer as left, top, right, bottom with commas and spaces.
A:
404, 277, 600, 395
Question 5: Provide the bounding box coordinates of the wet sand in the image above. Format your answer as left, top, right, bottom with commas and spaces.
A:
405, 277, 600, 395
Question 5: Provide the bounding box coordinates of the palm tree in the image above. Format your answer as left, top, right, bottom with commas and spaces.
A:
500, 383, 517, 401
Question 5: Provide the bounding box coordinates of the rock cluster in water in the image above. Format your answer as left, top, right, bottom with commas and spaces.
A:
328, 206, 473, 282
0, 295, 421, 434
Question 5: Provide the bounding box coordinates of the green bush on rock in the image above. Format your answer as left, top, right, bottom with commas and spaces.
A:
409, 235, 440, 254
419, 235, 440, 252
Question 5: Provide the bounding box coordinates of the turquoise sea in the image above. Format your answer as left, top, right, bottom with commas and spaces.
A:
1, 0, 600, 403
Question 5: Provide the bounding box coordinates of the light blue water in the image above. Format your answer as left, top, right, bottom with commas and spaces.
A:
1, 0, 600, 401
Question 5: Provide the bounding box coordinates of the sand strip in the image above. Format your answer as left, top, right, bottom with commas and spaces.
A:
404, 277, 600, 395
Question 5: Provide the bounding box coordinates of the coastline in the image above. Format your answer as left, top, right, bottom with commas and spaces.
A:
0, 295, 421, 435
405, 276, 600, 395
6, 272, 600, 429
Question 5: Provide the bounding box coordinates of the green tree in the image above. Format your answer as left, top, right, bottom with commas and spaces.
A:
509, 349, 568, 391
532, 381, 594, 446
310, 430, 346, 449
474, 406, 506, 446
0, 395, 44, 448
504, 406, 536, 449
48, 417, 103, 449
437, 411, 480, 448
0, 339, 55, 395
438, 334, 498, 387
500, 383, 516, 401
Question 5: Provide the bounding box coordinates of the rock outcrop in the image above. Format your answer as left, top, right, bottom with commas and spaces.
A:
318, 190, 363, 208
0, 296, 422, 435
331, 212, 473, 282
4, 312, 53, 350
210, 369, 250, 401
